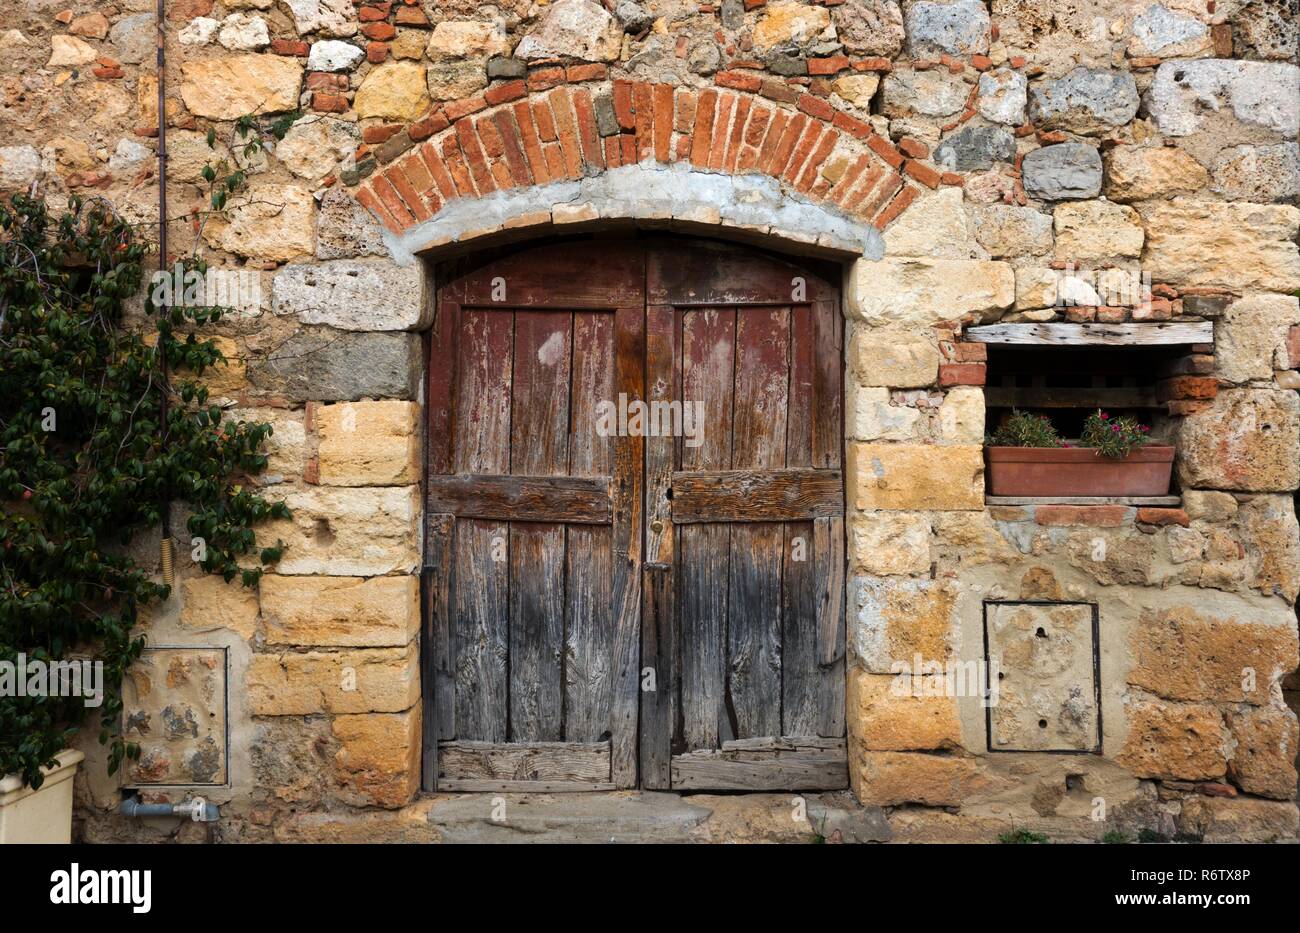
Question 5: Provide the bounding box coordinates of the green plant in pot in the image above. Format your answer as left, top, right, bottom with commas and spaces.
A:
985, 409, 1175, 498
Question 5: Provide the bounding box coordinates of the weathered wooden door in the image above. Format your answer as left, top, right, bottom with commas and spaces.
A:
424, 243, 644, 791
425, 238, 845, 792
640, 242, 848, 791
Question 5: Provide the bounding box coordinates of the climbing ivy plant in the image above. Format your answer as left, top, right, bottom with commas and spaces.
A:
0, 190, 289, 789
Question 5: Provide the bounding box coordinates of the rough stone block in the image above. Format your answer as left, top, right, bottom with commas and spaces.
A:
1226, 705, 1299, 800
316, 400, 421, 486
1053, 200, 1143, 260
180, 574, 260, 639
849, 669, 962, 751
1028, 67, 1140, 135
1149, 59, 1299, 140
849, 328, 940, 387
850, 749, 991, 807
1177, 389, 1300, 492
273, 260, 428, 331
262, 574, 419, 647
1104, 144, 1209, 202
849, 259, 1013, 326
850, 511, 931, 575
852, 577, 957, 673
848, 385, 922, 441
263, 486, 420, 576
849, 442, 984, 510
248, 330, 421, 402
1215, 294, 1300, 385
1139, 199, 1300, 293
1021, 143, 1103, 200
247, 644, 420, 715
1177, 796, 1299, 843
332, 707, 421, 808
1116, 698, 1228, 781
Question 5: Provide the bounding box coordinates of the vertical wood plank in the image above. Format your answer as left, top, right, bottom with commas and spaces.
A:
427, 299, 459, 475
452, 310, 513, 474
608, 303, 645, 786
727, 307, 788, 739
814, 514, 846, 737
422, 513, 455, 791
452, 519, 509, 741
679, 307, 735, 749
641, 298, 680, 787
565, 312, 615, 741
507, 311, 573, 742
811, 299, 843, 469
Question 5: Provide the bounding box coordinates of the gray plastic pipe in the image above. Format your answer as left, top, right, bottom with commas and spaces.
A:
119, 794, 220, 822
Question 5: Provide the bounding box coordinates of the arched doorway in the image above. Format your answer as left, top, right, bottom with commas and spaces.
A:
423, 235, 848, 792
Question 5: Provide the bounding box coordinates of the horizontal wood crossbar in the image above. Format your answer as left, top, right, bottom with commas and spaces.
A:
427, 474, 612, 524
437, 740, 612, 786
965, 322, 1214, 346
670, 737, 849, 790
670, 469, 844, 523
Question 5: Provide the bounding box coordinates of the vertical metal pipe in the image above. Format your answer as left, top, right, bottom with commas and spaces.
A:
155, 0, 173, 571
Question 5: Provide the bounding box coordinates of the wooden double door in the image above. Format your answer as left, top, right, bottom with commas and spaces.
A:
424, 238, 846, 793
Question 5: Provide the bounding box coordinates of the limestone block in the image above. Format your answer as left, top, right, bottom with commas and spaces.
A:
265, 486, 420, 576
904, 0, 990, 57
1215, 294, 1300, 384
851, 749, 991, 806
248, 330, 421, 402
848, 385, 922, 441
1212, 142, 1300, 202
1177, 796, 1299, 843
1149, 59, 1299, 139
849, 328, 940, 387
1139, 200, 1300, 293
1053, 200, 1144, 261
202, 184, 315, 262
831, 0, 904, 57
852, 577, 957, 672
1021, 143, 1102, 201
273, 260, 426, 331
515, 0, 624, 60
1177, 389, 1300, 492
332, 707, 421, 808
848, 442, 985, 510
179, 55, 303, 120
247, 644, 419, 715
1104, 144, 1209, 202
848, 258, 1013, 326
881, 187, 976, 259
850, 511, 931, 575
977, 68, 1027, 125
262, 574, 419, 647
937, 386, 985, 443
971, 204, 1053, 258
1028, 67, 1140, 135
354, 61, 431, 121
1226, 705, 1299, 800
848, 670, 962, 751
1116, 698, 1228, 781
316, 400, 421, 486
180, 574, 260, 639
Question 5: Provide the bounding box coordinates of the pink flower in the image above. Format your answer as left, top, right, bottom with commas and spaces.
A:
1100, 412, 1109, 420
1140, 425, 1150, 433
1111, 424, 1120, 432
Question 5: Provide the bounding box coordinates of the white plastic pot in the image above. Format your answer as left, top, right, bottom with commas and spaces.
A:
0, 749, 84, 844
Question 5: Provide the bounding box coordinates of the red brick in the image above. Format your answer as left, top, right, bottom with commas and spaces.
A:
953, 342, 987, 362
940, 171, 963, 186
528, 66, 566, 91
903, 158, 941, 189
1136, 508, 1190, 527
938, 362, 986, 386
385, 165, 433, 222
356, 185, 397, 232
808, 55, 850, 75
873, 184, 918, 229
971, 54, 992, 71
361, 22, 396, 40
471, 82, 520, 110
566, 63, 606, 82
311, 91, 349, 113
716, 70, 762, 92
866, 134, 904, 169
455, 120, 495, 193
418, 143, 458, 200
444, 94, 487, 123
1167, 399, 1213, 416
512, 101, 550, 184
359, 3, 390, 20
1064, 306, 1097, 323
409, 109, 449, 141
1210, 23, 1233, 57
612, 80, 636, 131
767, 113, 809, 176
1286, 324, 1300, 369
853, 166, 896, 216
897, 136, 928, 159
637, 82, 658, 164
271, 38, 309, 56
363, 123, 404, 145
653, 83, 675, 163
570, 87, 605, 170
1157, 376, 1218, 402
548, 87, 584, 178
439, 137, 477, 197
366, 41, 388, 64
796, 93, 835, 122
307, 72, 348, 90
674, 89, 697, 133
782, 119, 822, 181
1035, 505, 1129, 527
371, 174, 415, 229
690, 89, 718, 166
394, 5, 428, 25
1095, 306, 1128, 323
759, 77, 800, 105
852, 57, 893, 72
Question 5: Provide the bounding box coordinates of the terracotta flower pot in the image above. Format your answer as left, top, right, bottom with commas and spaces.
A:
985, 445, 1175, 498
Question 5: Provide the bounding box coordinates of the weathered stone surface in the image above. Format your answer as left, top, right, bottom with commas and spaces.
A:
851, 749, 991, 806
68, 12, 110, 39
849, 670, 961, 751
1177, 389, 1300, 492
264, 485, 420, 576
426, 21, 511, 62
1021, 143, 1103, 200
217, 13, 270, 51
1129, 606, 1299, 704
1053, 200, 1143, 260
273, 260, 425, 331
203, 184, 314, 262
850, 328, 940, 387
881, 186, 976, 259
904, 0, 990, 57
1178, 796, 1299, 843
1226, 705, 1299, 800
849, 258, 1014, 325
1182, 489, 1238, 522
275, 117, 358, 181
1216, 294, 1300, 384
332, 708, 420, 808
1066, 528, 1158, 586
317, 400, 421, 486
316, 185, 388, 259
1212, 143, 1300, 202
274, 802, 441, 843
850, 511, 931, 574
881, 69, 970, 118
248, 330, 420, 402
179, 55, 302, 120
831, 0, 904, 56
830, 73, 880, 109
972, 204, 1053, 257
262, 574, 419, 647
1238, 494, 1300, 603
1150, 60, 1300, 139
515, 0, 623, 60
1116, 698, 1228, 781
247, 644, 419, 714
1127, 3, 1210, 58
0, 144, 41, 190
123, 648, 228, 785
228, 406, 305, 481
1139, 200, 1300, 293
934, 126, 1016, 172
852, 577, 957, 672
179, 17, 219, 45
932, 511, 1020, 566
48, 33, 97, 66
849, 385, 921, 440
1235, 0, 1298, 61
1104, 144, 1209, 202
937, 387, 985, 444
426, 60, 489, 101
1028, 67, 1140, 135
354, 61, 431, 121
849, 442, 984, 510
180, 574, 259, 639
307, 39, 364, 72
282, 0, 357, 38
977, 68, 1028, 125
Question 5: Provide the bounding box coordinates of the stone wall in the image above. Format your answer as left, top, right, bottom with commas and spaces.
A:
2, 0, 1297, 843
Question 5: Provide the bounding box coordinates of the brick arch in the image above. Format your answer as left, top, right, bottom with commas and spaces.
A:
350, 72, 945, 252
